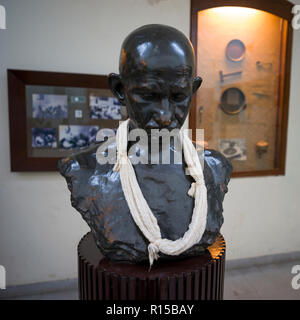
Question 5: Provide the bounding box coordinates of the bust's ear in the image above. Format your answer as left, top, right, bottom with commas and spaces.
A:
192, 76, 203, 95
108, 73, 126, 104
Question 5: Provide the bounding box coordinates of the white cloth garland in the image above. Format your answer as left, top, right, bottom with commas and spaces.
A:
113, 119, 207, 268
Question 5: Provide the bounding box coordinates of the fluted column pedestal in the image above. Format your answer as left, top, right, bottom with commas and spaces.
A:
78, 232, 226, 300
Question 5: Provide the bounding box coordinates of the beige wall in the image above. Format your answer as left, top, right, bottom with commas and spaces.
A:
0, 0, 299, 286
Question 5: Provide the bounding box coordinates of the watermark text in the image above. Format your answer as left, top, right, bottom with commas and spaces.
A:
291, 265, 300, 290
0, 265, 6, 290
292, 5, 300, 30
0, 4, 6, 30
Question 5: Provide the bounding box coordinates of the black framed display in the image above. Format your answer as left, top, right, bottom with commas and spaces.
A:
7, 69, 127, 171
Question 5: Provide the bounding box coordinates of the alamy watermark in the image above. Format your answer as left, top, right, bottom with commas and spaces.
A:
0, 265, 6, 290
0, 4, 6, 30
95, 128, 205, 174
292, 5, 300, 30
291, 265, 300, 290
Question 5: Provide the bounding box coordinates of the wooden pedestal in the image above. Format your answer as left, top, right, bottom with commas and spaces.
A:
78, 232, 226, 300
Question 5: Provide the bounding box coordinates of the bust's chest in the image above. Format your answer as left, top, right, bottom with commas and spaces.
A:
93, 163, 196, 241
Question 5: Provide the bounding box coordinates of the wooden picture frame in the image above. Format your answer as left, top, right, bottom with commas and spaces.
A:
8, 69, 123, 172
189, 0, 293, 178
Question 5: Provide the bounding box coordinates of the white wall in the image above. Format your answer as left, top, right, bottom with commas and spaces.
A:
0, 0, 299, 286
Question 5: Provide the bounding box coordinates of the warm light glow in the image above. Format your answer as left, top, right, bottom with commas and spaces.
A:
209, 6, 261, 18
199, 6, 267, 31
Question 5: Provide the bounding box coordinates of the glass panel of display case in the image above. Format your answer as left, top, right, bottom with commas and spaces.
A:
195, 7, 288, 174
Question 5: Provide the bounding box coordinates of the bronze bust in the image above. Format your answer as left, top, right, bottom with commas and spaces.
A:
59, 24, 232, 263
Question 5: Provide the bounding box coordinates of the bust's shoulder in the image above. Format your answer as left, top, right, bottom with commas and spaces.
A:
204, 148, 232, 170
58, 142, 103, 178
203, 148, 232, 186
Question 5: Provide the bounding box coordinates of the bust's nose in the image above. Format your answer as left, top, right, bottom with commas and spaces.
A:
153, 98, 173, 127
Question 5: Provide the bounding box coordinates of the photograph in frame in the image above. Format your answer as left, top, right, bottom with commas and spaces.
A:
219, 138, 247, 161
89, 96, 122, 120
59, 125, 99, 149
32, 128, 57, 148
32, 93, 68, 119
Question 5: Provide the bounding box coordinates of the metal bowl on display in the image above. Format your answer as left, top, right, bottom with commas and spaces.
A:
219, 87, 246, 115
226, 39, 246, 62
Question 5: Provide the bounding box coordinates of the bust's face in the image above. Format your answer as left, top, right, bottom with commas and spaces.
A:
109, 24, 202, 134
122, 64, 194, 132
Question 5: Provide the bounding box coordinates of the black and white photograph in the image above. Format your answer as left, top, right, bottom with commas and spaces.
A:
89, 96, 122, 120
31, 128, 57, 148
59, 125, 99, 149
32, 93, 68, 119
219, 138, 247, 161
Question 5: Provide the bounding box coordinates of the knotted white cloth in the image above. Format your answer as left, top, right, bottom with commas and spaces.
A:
113, 119, 207, 268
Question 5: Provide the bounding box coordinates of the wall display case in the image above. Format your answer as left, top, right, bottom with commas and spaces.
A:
8, 70, 127, 171
190, 0, 293, 177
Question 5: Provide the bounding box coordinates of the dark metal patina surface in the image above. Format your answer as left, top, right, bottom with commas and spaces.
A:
59, 24, 232, 263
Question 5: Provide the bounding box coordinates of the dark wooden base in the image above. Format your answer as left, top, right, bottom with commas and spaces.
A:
78, 232, 226, 300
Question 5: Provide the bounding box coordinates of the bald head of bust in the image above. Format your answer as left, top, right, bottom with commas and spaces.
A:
108, 24, 202, 132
